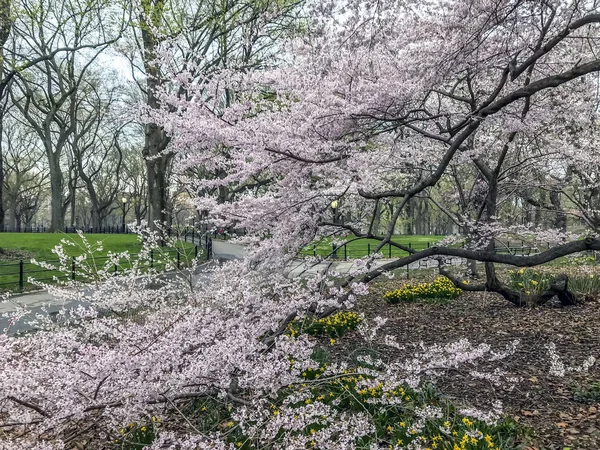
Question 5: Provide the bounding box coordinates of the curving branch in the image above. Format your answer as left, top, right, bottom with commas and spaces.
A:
361, 237, 600, 284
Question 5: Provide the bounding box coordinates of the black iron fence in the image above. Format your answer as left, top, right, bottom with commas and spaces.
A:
0, 224, 246, 239
0, 245, 208, 292
301, 239, 554, 261
1, 225, 135, 234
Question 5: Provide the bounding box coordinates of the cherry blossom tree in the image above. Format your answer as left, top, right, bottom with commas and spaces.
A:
5, 1, 600, 448
157, 0, 600, 305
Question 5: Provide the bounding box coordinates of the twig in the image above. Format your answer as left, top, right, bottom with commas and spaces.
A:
6, 396, 49, 417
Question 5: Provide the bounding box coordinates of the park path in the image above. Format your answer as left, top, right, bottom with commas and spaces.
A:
0, 239, 465, 335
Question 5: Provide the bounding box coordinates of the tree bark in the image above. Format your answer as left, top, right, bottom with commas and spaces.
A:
139, 2, 172, 239
0, 0, 13, 231
48, 153, 65, 232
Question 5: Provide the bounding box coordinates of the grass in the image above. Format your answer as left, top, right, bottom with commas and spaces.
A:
301, 234, 445, 259
0, 233, 197, 292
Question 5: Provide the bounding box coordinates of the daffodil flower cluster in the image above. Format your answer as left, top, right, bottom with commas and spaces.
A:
383, 277, 462, 304
287, 311, 362, 338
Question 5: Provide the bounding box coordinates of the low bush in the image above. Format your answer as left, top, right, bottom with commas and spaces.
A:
384, 276, 462, 304
573, 382, 600, 403
287, 311, 362, 338
508, 267, 600, 296
508, 269, 552, 296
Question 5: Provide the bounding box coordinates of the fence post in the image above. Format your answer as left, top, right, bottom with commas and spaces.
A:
406, 262, 409, 280
313, 245, 316, 257
19, 260, 24, 291
150, 250, 154, 269
194, 245, 198, 259
71, 257, 76, 281
344, 244, 347, 261
114, 264, 118, 276
389, 243, 392, 258
368, 243, 371, 255
427, 242, 430, 248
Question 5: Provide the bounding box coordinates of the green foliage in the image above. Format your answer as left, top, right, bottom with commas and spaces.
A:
383, 276, 462, 304
231, 364, 522, 449
161, 361, 524, 450
508, 267, 600, 296
287, 311, 362, 339
508, 269, 552, 295
182, 397, 236, 435
573, 382, 600, 403
113, 419, 157, 449
565, 273, 600, 295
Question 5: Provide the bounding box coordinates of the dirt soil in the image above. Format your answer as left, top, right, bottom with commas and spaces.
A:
346, 279, 600, 450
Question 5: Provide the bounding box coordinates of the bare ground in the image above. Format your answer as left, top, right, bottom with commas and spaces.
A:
343, 279, 600, 450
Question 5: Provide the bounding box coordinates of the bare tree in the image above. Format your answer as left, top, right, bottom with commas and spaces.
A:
68, 73, 127, 229
1, 112, 48, 230
7, 0, 124, 231
122, 144, 148, 226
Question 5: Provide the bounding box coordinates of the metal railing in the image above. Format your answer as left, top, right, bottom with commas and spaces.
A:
0, 243, 211, 292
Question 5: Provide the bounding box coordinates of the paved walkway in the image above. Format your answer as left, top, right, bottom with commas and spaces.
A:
0, 264, 216, 335
1, 238, 464, 335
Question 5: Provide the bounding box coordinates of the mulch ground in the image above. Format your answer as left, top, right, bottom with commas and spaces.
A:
343, 279, 600, 450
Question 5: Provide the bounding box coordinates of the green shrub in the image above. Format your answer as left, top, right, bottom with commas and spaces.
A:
508, 268, 552, 295
383, 276, 462, 304
566, 274, 600, 295
573, 382, 600, 403
509, 268, 600, 296
287, 311, 362, 339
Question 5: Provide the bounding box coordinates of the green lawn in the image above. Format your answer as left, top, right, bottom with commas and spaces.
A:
301, 235, 445, 259
0, 233, 197, 292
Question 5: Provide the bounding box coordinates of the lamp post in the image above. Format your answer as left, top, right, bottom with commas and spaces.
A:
331, 200, 339, 224
331, 200, 339, 258
121, 197, 127, 233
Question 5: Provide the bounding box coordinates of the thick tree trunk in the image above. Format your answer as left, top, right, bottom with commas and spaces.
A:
141, 6, 172, 238
145, 134, 171, 231
0, 126, 4, 231
135, 204, 144, 226
550, 190, 567, 232
91, 209, 101, 230
48, 157, 65, 232
69, 189, 76, 229
0, 0, 12, 232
